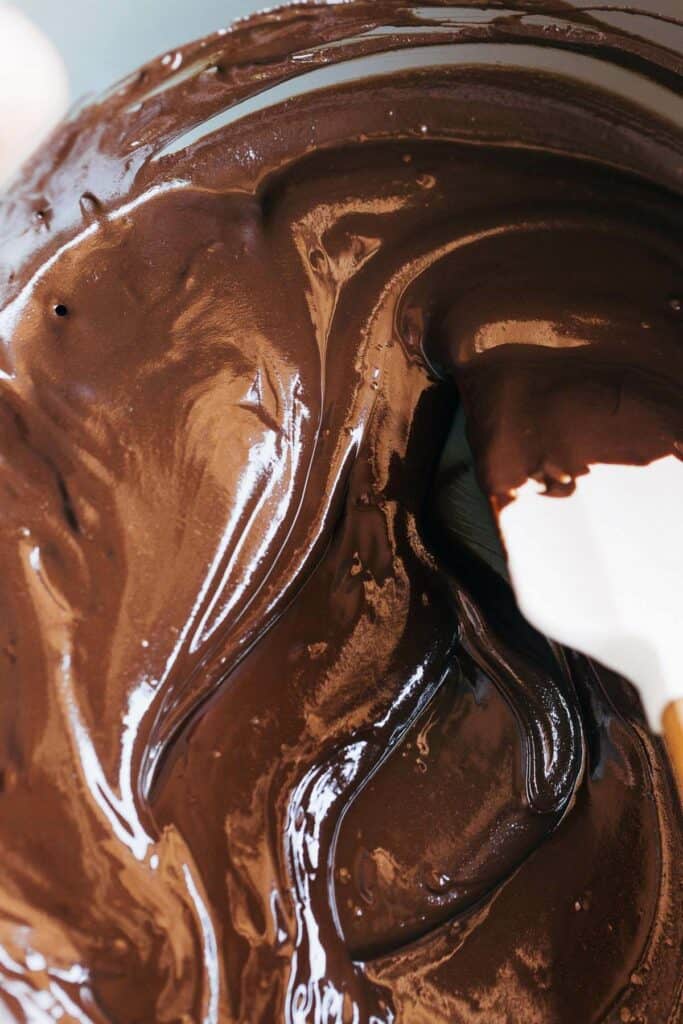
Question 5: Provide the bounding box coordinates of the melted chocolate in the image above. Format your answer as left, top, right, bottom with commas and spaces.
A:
0, 3, 681, 1022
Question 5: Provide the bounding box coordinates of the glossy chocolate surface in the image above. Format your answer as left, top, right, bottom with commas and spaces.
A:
0, 3, 681, 1022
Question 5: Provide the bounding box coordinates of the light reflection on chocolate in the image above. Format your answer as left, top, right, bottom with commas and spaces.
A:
0, 3, 681, 1022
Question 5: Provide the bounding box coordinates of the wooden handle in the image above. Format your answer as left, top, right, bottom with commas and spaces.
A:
662, 699, 683, 802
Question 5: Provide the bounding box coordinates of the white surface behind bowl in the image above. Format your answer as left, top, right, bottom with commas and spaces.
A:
12, 0, 266, 99
0, 4, 68, 183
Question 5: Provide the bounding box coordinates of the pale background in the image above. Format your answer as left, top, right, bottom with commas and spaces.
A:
13, 1, 266, 99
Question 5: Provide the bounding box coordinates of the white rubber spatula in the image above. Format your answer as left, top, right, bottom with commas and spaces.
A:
498, 455, 683, 798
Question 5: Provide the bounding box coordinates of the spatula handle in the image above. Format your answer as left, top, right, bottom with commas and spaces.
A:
662, 699, 683, 803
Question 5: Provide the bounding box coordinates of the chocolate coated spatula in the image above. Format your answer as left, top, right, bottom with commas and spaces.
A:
498, 455, 683, 799
438, 413, 683, 800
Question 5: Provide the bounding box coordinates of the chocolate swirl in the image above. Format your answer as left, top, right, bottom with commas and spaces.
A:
0, 3, 681, 1022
